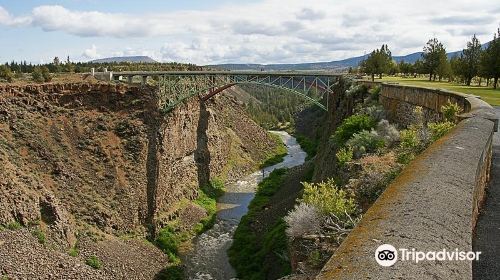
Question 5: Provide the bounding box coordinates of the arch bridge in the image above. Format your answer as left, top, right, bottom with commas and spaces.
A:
102, 71, 341, 114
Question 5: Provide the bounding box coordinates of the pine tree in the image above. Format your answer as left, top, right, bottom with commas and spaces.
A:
422, 38, 447, 81
481, 29, 500, 89
461, 35, 482, 86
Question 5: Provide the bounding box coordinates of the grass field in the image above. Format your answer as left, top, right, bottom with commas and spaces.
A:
375, 76, 500, 106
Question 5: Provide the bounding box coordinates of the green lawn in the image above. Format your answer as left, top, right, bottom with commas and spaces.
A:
375, 76, 500, 106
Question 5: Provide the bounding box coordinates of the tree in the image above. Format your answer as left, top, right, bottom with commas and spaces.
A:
436, 55, 451, 81
413, 59, 424, 77
450, 55, 466, 83
461, 35, 482, 86
32, 67, 44, 83
41, 66, 52, 82
360, 44, 392, 81
422, 38, 447, 81
481, 29, 500, 89
0, 64, 14, 82
398, 60, 414, 77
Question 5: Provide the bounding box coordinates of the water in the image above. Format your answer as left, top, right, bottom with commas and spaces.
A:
182, 131, 307, 280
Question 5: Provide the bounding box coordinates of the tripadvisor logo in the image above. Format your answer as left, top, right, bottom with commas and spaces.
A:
375, 244, 481, 267
375, 244, 397, 267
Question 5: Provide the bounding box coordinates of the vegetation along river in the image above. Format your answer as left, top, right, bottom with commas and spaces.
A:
182, 131, 307, 279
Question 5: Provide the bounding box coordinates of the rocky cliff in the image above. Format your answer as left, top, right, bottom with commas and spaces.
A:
0, 82, 279, 278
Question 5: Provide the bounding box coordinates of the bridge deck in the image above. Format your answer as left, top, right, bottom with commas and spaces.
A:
112, 70, 342, 77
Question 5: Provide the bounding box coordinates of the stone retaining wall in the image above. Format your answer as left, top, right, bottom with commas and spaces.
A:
316, 82, 497, 279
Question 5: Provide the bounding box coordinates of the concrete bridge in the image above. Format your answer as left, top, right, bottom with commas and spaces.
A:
92, 70, 341, 113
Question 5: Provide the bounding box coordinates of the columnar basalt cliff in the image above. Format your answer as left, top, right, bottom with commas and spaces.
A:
0, 82, 279, 278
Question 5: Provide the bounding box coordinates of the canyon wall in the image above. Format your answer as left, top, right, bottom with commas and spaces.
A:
0, 82, 278, 241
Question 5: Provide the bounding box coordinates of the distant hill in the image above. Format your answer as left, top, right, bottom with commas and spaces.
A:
209, 41, 492, 71
90, 56, 157, 63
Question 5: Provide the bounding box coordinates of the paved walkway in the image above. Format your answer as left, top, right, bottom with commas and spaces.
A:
473, 107, 500, 280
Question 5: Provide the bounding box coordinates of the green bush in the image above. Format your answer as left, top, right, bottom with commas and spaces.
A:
85, 256, 102, 269
155, 226, 181, 263
428, 121, 456, 141
69, 247, 79, 257
336, 147, 353, 167
369, 85, 381, 100
32, 229, 46, 244
0, 65, 13, 82
397, 128, 421, 164
31, 67, 44, 83
301, 179, 357, 219
399, 129, 420, 151
332, 115, 376, 146
194, 181, 222, 234
155, 265, 184, 280
295, 134, 318, 160
229, 168, 290, 279
41, 67, 51, 82
441, 101, 462, 122
6, 221, 22, 230
346, 130, 385, 158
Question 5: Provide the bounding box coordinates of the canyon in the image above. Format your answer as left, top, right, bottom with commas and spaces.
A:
0, 81, 283, 278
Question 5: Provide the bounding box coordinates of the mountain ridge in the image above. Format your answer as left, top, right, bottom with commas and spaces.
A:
90, 56, 157, 63
208, 41, 491, 71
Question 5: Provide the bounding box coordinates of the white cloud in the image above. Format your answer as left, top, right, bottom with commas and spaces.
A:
82, 44, 100, 59
1, 0, 499, 64
0, 6, 31, 26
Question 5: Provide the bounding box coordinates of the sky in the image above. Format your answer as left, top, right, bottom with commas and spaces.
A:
0, 0, 499, 65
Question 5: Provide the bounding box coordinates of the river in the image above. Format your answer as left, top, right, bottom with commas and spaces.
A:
182, 131, 307, 280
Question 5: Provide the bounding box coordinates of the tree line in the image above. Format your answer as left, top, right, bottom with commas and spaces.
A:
358, 28, 500, 88
0, 57, 200, 83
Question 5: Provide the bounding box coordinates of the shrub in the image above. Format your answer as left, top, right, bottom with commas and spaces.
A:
336, 146, 353, 167
409, 106, 424, 128
397, 128, 421, 164
295, 134, 317, 160
376, 120, 400, 146
428, 121, 456, 141
345, 84, 368, 97
346, 130, 385, 158
69, 247, 79, 257
31, 67, 44, 83
369, 85, 381, 100
32, 229, 46, 244
194, 179, 225, 233
355, 104, 386, 121
155, 226, 181, 262
6, 221, 21, 230
156, 265, 184, 280
85, 256, 102, 269
332, 114, 376, 146
399, 129, 420, 151
441, 101, 462, 122
229, 169, 291, 279
0, 65, 13, 82
351, 156, 401, 203
284, 203, 323, 239
301, 179, 357, 219
41, 66, 52, 82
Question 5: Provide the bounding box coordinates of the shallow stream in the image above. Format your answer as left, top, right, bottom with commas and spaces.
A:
182, 131, 307, 279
